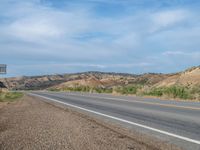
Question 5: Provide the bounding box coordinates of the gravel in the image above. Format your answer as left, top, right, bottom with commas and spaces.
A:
0, 95, 181, 150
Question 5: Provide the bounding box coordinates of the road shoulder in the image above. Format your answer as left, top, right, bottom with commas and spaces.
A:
0, 95, 181, 150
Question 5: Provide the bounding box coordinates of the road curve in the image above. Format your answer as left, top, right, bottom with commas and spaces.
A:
30, 91, 200, 150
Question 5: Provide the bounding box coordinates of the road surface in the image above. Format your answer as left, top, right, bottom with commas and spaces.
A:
30, 91, 200, 150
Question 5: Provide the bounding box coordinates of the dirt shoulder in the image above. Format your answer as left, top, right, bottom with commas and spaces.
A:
0, 95, 181, 150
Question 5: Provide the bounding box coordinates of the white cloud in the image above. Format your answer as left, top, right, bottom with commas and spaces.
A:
150, 9, 189, 32
162, 51, 185, 56
0, 0, 200, 76
162, 51, 200, 60
107, 62, 153, 68
8, 18, 61, 41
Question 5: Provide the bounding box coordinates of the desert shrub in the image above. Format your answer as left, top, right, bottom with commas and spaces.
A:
147, 88, 163, 96
0, 92, 23, 102
144, 86, 192, 99
48, 88, 60, 92
190, 85, 200, 100
59, 86, 114, 94
50, 86, 91, 92
190, 85, 200, 94
67, 86, 91, 92
104, 88, 113, 93
92, 87, 113, 93
114, 85, 141, 95
165, 86, 190, 99
5, 92, 23, 99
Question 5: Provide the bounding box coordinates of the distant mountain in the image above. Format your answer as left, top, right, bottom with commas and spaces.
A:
0, 71, 167, 90
0, 66, 199, 100
1, 66, 200, 90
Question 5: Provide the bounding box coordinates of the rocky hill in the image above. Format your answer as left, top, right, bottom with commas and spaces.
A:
155, 66, 200, 87
0, 66, 199, 100
0, 71, 168, 90
1, 67, 200, 90
0, 75, 66, 90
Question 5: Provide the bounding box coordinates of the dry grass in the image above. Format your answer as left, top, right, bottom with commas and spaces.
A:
0, 92, 23, 102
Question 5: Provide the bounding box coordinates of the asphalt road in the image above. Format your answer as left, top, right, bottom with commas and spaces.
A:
30, 91, 200, 150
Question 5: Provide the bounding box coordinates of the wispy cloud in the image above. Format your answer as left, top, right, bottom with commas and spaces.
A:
163, 50, 200, 59
0, 0, 200, 76
150, 9, 189, 32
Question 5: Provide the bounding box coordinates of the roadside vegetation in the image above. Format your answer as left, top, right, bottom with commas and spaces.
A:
138, 85, 199, 100
48, 84, 200, 101
142, 86, 192, 99
0, 92, 24, 102
48, 84, 143, 95
114, 85, 142, 95
49, 86, 113, 93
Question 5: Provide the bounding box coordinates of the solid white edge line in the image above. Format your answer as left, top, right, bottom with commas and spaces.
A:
29, 93, 200, 145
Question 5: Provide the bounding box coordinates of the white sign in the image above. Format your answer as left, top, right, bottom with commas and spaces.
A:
0, 64, 6, 74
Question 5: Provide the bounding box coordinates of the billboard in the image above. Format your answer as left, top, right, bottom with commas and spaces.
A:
0, 64, 6, 74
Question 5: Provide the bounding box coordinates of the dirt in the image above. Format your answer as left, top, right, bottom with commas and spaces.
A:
156, 67, 200, 87
0, 95, 181, 150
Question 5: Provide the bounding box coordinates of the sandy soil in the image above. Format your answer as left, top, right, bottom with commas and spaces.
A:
0, 95, 181, 150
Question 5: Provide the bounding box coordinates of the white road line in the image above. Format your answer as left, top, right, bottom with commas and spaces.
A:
66, 93, 200, 110
29, 93, 200, 145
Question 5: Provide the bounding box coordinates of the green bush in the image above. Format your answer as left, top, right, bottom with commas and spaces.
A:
0, 92, 23, 102
114, 85, 141, 95
166, 86, 190, 99
144, 86, 192, 99
91, 87, 113, 93
48, 88, 60, 92
191, 85, 200, 94
47, 84, 199, 101
147, 88, 163, 96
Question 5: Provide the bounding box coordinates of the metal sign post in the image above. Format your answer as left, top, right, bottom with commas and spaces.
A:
0, 64, 7, 74
0, 64, 7, 92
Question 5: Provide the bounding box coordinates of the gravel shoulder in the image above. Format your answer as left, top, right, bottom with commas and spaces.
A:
0, 95, 181, 150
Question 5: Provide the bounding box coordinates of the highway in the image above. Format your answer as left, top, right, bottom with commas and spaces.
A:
30, 91, 200, 150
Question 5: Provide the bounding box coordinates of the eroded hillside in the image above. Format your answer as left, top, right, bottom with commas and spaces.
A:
0, 72, 168, 90
155, 66, 200, 87
0, 66, 199, 100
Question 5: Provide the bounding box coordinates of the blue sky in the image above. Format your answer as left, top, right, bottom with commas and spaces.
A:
0, 0, 200, 77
